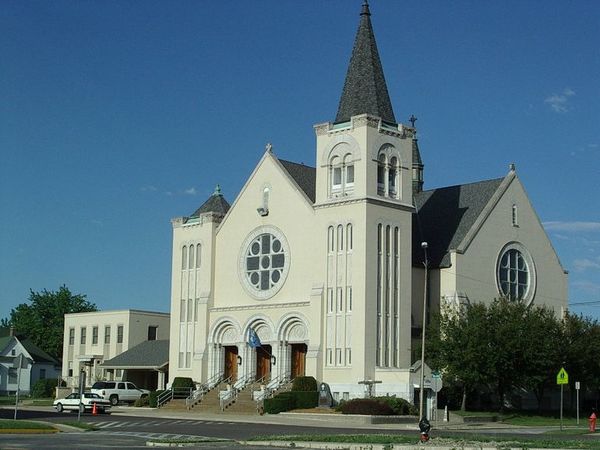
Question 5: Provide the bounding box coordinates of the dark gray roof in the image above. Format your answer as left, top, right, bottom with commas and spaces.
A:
279, 159, 316, 203
413, 178, 504, 268
102, 340, 169, 369
190, 186, 230, 218
335, 2, 396, 124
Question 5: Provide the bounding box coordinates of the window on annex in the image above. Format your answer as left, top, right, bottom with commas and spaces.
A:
92, 326, 98, 345
68, 328, 75, 345
117, 325, 124, 344
148, 326, 158, 341
104, 326, 111, 344
80, 327, 86, 345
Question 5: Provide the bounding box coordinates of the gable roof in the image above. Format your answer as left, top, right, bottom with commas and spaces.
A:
101, 340, 169, 369
413, 177, 504, 268
279, 160, 316, 203
190, 186, 231, 218
0, 329, 58, 364
335, 2, 396, 124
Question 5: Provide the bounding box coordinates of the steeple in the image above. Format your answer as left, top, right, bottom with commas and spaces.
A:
410, 114, 424, 194
335, 1, 396, 124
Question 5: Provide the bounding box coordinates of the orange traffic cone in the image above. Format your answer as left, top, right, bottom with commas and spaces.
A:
92, 402, 97, 415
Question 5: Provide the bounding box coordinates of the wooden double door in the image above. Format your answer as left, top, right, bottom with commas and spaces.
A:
224, 346, 238, 381
290, 343, 307, 379
256, 345, 272, 380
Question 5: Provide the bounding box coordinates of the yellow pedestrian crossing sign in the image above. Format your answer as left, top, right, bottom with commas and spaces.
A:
557, 367, 569, 385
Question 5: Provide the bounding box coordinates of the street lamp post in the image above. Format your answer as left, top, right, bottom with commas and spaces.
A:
419, 241, 429, 420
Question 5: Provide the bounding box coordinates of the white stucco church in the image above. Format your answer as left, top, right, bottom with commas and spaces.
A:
168, 2, 568, 403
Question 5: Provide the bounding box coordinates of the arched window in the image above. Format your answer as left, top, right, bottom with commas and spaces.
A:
195, 244, 201, 268
346, 223, 353, 251
337, 225, 344, 252
330, 156, 342, 191
328, 226, 334, 253
188, 244, 194, 269
182, 246, 188, 270
377, 154, 386, 195
389, 157, 398, 197
343, 154, 354, 189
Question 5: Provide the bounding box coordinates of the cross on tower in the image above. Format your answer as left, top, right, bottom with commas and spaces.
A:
409, 114, 417, 128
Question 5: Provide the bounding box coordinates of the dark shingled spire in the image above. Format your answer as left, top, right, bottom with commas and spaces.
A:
190, 185, 230, 218
335, 1, 396, 124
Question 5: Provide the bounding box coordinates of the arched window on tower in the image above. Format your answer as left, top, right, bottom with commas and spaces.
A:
344, 154, 354, 191
182, 246, 188, 270
377, 154, 386, 195
330, 156, 342, 193
389, 156, 398, 198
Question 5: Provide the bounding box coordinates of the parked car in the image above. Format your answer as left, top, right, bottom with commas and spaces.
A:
53, 392, 111, 413
91, 381, 150, 405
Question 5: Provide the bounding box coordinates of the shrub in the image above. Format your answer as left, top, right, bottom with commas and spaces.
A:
340, 398, 394, 415
375, 396, 418, 415
31, 378, 59, 398
148, 390, 165, 408
134, 396, 149, 407
264, 392, 296, 414
293, 391, 318, 409
291, 376, 317, 392
171, 377, 194, 389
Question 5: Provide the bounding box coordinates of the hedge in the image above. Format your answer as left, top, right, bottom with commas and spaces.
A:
171, 377, 194, 389
375, 396, 418, 415
291, 376, 317, 392
339, 398, 394, 415
263, 391, 318, 414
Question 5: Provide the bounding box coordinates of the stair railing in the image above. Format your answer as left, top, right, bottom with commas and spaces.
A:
220, 373, 252, 411
185, 372, 225, 408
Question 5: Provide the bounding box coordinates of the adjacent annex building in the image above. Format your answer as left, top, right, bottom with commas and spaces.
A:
168, 3, 568, 403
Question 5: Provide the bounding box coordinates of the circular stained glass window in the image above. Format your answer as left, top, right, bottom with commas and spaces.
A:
239, 227, 289, 299
496, 242, 536, 304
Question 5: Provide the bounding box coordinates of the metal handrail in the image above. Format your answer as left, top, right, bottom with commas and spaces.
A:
220, 373, 252, 411
185, 374, 224, 408
156, 388, 172, 408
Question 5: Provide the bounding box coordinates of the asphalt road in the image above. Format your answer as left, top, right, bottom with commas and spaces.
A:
2, 406, 599, 447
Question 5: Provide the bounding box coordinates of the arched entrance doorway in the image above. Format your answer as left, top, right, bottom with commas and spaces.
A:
256, 345, 272, 380
223, 346, 238, 381
290, 343, 307, 379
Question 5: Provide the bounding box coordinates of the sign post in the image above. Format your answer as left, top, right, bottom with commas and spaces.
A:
576, 381, 581, 425
431, 371, 443, 423
13, 354, 28, 420
557, 367, 569, 431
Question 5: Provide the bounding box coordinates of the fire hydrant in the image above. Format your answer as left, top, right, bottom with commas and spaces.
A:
589, 412, 597, 433
419, 416, 431, 442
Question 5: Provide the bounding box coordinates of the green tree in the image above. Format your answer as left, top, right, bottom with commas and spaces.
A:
427, 303, 494, 411
561, 313, 600, 412
4, 285, 96, 359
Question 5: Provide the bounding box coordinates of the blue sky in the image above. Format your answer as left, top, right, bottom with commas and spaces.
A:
1, 0, 599, 320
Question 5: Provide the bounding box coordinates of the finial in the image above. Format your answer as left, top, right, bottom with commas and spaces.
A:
265, 142, 273, 153
213, 184, 222, 196
509, 163, 516, 172
361, 0, 371, 16
409, 114, 417, 128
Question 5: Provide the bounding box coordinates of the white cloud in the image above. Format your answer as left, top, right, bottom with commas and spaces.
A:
140, 185, 158, 192
544, 88, 575, 113
543, 221, 600, 232
184, 187, 197, 196
573, 258, 600, 272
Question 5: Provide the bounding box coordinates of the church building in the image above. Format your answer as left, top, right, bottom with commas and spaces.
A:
168, 2, 568, 403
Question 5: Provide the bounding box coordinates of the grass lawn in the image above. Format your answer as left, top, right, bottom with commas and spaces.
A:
251, 433, 595, 449
0, 419, 57, 434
